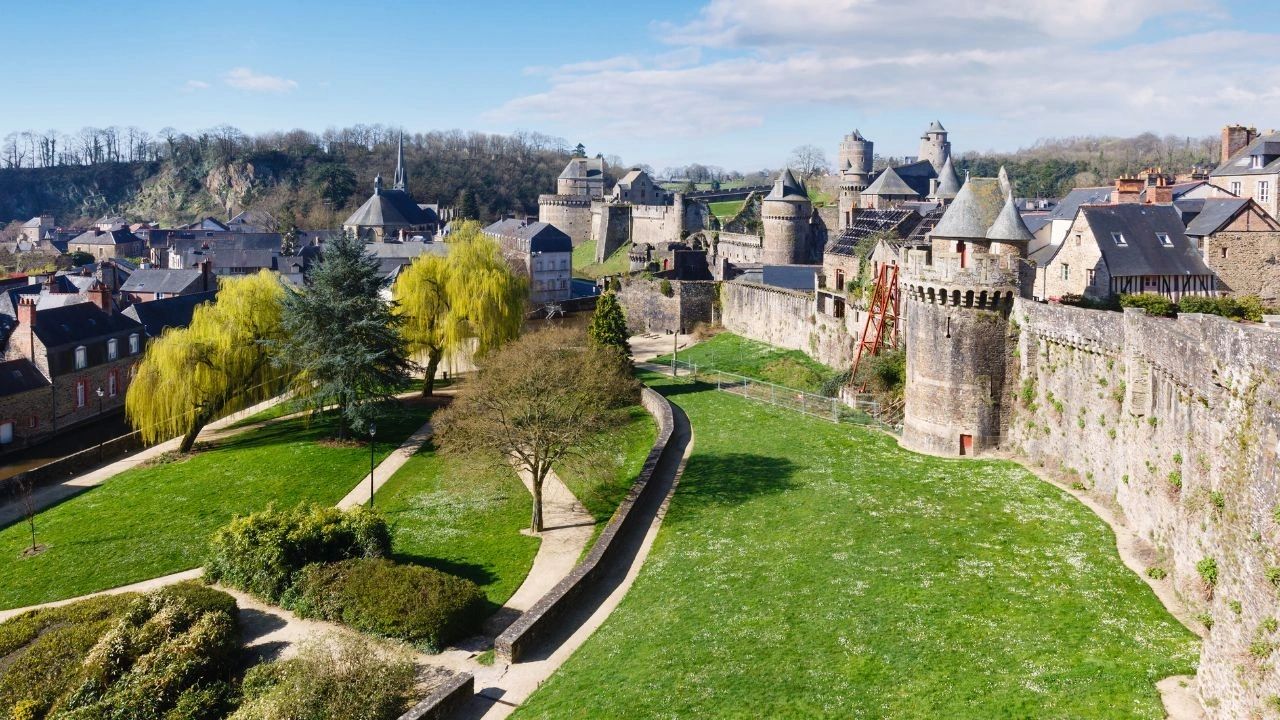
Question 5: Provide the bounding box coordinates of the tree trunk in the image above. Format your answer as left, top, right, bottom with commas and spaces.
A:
178, 414, 211, 453
422, 350, 442, 397
530, 471, 544, 533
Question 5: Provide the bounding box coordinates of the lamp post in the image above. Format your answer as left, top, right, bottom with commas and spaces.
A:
95, 387, 105, 462
368, 422, 377, 508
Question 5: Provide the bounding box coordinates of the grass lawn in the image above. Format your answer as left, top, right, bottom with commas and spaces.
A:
653, 332, 840, 394
556, 406, 656, 524
707, 199, 744, 219
573, 239, 632, 279
0, 405, 432, 610
373, 443, 539, 608
514, 375, 1199, 719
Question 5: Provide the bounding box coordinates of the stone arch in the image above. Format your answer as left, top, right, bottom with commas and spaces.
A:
951, 289, 961, 306
979, 290, 988, 308
927, 287, 936, 304
965, 290, 974, 307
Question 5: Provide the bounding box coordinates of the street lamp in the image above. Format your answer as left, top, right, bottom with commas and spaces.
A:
368, 422, 377, 508
95, 387, 105, 462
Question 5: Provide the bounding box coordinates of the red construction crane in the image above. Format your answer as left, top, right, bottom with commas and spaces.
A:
850, 263, 901, 392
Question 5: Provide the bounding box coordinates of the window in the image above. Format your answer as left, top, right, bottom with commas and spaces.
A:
1259, 181, 1271, 204
74, 346, 87, 370
560, 259, 568, 270
1111, 232, 1127, 247
1231, 181, 1242, 196
107, 338, 118, 360
76, 381, 86, 409
28, 414, 37, 429
1061, 263, 1070, 280
1221, 247, 1229, 259
1086, 269, 1096, 286
108, 371, 118, 397
129, 334, 140, 354
1156, 232, 1173, 247
1252, 155, 1265, 169
534, 260, 543, 272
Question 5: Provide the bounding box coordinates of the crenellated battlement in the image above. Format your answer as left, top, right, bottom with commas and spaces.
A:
902, 248, 1021, 289
538, 194, 593, 207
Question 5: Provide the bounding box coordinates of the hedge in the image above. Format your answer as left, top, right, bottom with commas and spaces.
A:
0, 582, 238, 720
1062, 292, 1280, 321
206, 502, 391, 603
290, 558, 486, 652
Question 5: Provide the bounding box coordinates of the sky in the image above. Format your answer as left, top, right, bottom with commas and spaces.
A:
4, 0, 1280, 171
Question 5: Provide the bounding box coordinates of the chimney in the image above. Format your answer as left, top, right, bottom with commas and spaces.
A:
16, 295, 37, 328
201, 259, 212, 292
1147, 176, 1173, 204
1111, 176, 1144, 204
88, 282, 112, 315
1222, 124, 1259, 165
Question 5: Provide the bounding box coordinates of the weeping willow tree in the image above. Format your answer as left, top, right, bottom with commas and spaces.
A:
126, 271, 291, 452
395, 220, 527, 395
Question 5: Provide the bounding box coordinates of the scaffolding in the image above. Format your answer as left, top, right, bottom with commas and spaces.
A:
850, 263, 901, 392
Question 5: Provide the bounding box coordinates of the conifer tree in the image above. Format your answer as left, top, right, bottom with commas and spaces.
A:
455, 189, 480, 221
277, 232, 410, 438
587, 291, 629, 357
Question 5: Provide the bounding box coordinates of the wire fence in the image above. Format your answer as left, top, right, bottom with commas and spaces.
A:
665, 359, 890, 427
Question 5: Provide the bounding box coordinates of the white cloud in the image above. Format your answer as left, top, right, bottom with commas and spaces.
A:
488, 0, 1276, 151
182, 80, 210, 92
223, 67, 298, 93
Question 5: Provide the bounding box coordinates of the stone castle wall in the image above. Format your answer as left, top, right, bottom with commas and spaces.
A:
538, 196, 592, 247
591, 204, 631, 262
616, 278, 716, 335
719, 281, 858, 369
630, 203, 683, 247
1010, 300, 1280, 718
1203, 230, 1280, 302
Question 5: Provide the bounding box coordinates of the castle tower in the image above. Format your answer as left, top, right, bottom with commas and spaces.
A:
900, 172, 1034, 456
761, 169, 812, 265
838, 129, 875, 230
918, 120, 951, 172
393, 132, 408, 192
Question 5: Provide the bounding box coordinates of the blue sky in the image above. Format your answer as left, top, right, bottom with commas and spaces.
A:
4, 0, 1279, 171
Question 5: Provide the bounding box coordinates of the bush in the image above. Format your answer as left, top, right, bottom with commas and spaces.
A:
1197, 557, 1219, 587
1146, 567, 1167, 580
1119, 293, 1175, 317
290, 558, 486, 651
206, 502, 390, 603
1059, 294, 1120, 311
229, 633, 415, 720
0, 582, 238, 720
658, 279, 673, 297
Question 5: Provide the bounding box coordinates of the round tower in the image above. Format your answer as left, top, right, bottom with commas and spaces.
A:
918, 120, 951, 172
839, 129, 874, 190
761, 169, 811, 265
900, 175, 1031, 456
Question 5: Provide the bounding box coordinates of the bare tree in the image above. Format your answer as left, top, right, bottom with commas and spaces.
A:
789, 144, 830, 179
14, 475, 43, 555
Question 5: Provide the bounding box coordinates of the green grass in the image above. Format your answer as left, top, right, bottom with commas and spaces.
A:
0, 407, 431, 610
514, 375, 1199, 719
373, 442, 539, 607
707, 200, 745, 219
573, 239, 633, 279
556, 406, 656, 524
654, 332, 840, 394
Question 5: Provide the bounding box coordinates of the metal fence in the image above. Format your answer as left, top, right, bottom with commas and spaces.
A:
666, 359, 887, 426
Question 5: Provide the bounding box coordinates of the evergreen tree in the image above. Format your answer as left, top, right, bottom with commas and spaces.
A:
277, 232, 411, 438
587, 291, 629, 357
572, 143, 587, 158
455, 189, 480, 221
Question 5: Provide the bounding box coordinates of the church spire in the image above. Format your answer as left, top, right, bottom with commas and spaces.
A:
393, 132, 407, 192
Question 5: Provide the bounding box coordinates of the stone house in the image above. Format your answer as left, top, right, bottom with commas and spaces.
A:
1209, 124, 1280, 219
482, 220, 572, 305
0, 292, 145, 449
817, 208, 920, 319
1036, 204, 1215, 301
556, 157, 605, 199
66, 228, 146, 260
123, 291, 216, 338
1184, 198, 1280, 301
609, 169, 667, 205
119, 264, 216, 304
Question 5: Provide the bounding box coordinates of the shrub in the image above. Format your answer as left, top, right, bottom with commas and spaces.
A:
1197, 557, 1219, 587
1264, 618, 1278, 633
0, 582, 238, 720
1229, 600, 1243, 616
206, 502, 391, 603
1266, 567, 1280, 587
1166, 471, 1182, 491
229, 633, 414, 720
1210, 491, 1225, 510
290, 558, 486, 651
1146, 567, 1167, 580
1196, 612, 1214, 630
1120, 293, 1175, 317
658, 279, 673, 297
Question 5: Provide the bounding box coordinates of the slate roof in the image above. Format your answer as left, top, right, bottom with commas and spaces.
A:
765, 169, 809, 203
761, 265, 819, 291
0, 358, 49, 396
180, 217, 231, 231
862, 166, 918, 198
931, 157, 961, 200
559, 157, 605, 180
30, 303, 141, 348
120, 268, 211, 295
986, 195, 1036, 242
1212, 133, 1280, 177
1182, 197, 1264, 237
483, 220, 572, 253
226, 210, 275, 233
344, 188, 435, 227
931, 177, 1007, 238
891, 160, 940, 198
825, 209, 920, 256
925, 120, 946, 133
123, 291, 215, 337
1021, 212, 1052, 234
1049, 187, 1112, 221
1081, 204, 1213, 277
69, 228, 143, 246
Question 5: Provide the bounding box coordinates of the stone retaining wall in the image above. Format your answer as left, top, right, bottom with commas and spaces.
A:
494, 386, 675, 663
1011, 300, 1280, 718
395, 672, 474, 720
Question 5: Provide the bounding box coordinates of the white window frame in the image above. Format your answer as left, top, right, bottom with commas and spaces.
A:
74, 345, 87, 370
76, 381, 86, 408
108, 371, 118, 397
129, 333, 140, 354
1230, 181, 1242, 196
1156, 232, 1173, 248
1111, 232, 1127, 247
107, 338, 118, 360
1258, 181, 1271, 204
1252, 155, 1265, 169
1060, 263, 1070, 280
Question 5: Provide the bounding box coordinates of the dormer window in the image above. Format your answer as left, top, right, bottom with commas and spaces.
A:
108, 338, 119, 360
1111, 232, 1128, 247
129, 333, 140, 354
1156, 232, 1173, 248
1252, 155, 1265, 169
74, 345, 87, 370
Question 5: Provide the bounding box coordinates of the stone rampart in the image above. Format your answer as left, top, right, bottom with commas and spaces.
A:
719, 281, 858, 369
538, 195, 592, 247
1010, 299, 1280, 718
616, 278, 716, 334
